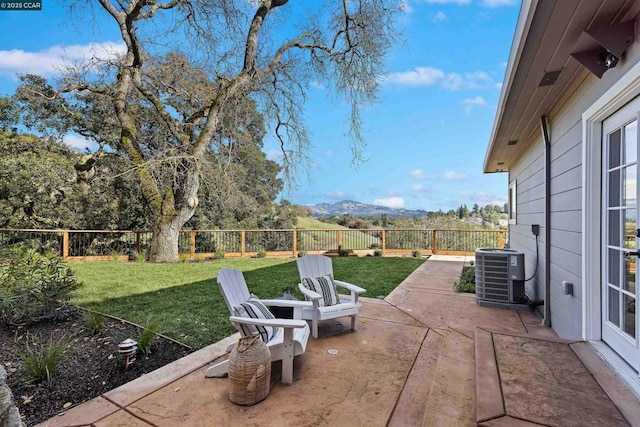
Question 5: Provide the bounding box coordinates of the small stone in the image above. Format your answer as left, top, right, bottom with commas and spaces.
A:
174, 387, 180, 392
63, 402, 72, 409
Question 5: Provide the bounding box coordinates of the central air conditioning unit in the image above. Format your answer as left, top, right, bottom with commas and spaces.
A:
475, 248, 526, 307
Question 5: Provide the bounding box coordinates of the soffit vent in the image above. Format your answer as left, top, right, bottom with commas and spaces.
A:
539, 70, 562, 87
507, 140, 518, 145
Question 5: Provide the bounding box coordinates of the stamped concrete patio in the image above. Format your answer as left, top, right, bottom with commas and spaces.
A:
38, 256, 640, 426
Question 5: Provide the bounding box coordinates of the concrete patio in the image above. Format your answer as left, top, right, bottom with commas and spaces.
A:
38, 256, 640, 426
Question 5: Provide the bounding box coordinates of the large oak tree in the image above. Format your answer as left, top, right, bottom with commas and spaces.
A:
17, 0, 400, 262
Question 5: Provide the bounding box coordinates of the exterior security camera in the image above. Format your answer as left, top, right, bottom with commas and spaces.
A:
604, 52, 619, 69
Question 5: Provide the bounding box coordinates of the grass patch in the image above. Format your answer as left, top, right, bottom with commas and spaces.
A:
70, 257, 423, 349
16, 334, 69, 385
82, 311, 105, 335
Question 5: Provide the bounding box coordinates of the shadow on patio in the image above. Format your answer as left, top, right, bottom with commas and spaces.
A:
38, 257, 640, 427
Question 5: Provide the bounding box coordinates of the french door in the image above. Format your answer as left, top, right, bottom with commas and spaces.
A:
603, 98, 640, 372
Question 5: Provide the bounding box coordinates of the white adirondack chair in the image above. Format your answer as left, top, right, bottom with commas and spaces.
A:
296, 255, 366, 339
204, 268, 311, 384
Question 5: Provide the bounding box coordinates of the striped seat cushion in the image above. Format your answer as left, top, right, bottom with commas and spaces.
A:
232, 299, 279, 343
302, 275, 339, 307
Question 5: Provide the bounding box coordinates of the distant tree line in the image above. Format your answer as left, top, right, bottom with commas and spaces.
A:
316, 203, 508, 231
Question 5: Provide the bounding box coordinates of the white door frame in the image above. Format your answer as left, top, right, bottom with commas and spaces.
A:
583, 60, 640, 342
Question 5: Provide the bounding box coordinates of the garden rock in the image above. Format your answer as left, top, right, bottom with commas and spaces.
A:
0, 366, 25, 427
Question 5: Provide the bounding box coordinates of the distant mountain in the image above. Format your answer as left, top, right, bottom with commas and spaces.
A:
308, 200, 429, 218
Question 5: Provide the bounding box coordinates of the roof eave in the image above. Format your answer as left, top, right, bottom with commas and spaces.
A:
484, 0, 540, 173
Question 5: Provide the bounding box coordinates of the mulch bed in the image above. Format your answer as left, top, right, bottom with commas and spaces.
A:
0, 306, 193, 426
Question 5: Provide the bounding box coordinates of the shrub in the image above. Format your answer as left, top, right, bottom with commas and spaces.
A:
110, 250, 123, 262
137, 318, 159, 354
338, 249, 349, 257
0, 249, 81, 325
297, 250, 307, 257
453, 266, 476, 293
83, 311, 106, 335
214, 248, 226, 260
369, 243, 381, 249
256, 248, 267, 258
133, 250, 146, 263
412, 249, 422, 258
17, 334, 69, 385
373, 249, 383, 257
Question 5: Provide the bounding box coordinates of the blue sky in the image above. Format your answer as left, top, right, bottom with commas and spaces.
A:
0, 0, 520, 212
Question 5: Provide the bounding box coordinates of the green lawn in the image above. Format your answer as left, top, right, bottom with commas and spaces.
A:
70, 257, 424, 349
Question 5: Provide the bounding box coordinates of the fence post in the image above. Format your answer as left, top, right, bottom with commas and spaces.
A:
62, 231, 69, 259
136, 232, 141, 253
499, 230, 505, 249
190, 230, 196, 259
292, 229, 297, 257
241, 230, 246, 257
337, 230, 343, 250
382, 230, 386, 252
432, 230, 437, 255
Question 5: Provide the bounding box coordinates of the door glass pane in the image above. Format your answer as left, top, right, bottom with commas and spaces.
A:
624, 254, 636, 293
624, 208, 636, 294
624, 209, 636, 249
624, 166, 637, 206
610, 129, 622, 168
623, 294, 636, 338
609, 248, 621, 285
609, 210, 621, 246
609, 287, 621, 327
624, 120, 637, 164
610, 169, 621, 207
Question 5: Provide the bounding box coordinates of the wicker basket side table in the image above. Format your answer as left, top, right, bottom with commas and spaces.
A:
228, 335, 271, 405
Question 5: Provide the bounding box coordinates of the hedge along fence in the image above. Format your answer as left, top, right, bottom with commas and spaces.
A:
0, 228, 507, 260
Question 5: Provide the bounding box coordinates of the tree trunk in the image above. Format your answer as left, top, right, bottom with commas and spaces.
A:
149, 217, 183, 262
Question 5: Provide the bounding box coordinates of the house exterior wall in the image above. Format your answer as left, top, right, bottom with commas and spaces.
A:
508, 31, 640, 339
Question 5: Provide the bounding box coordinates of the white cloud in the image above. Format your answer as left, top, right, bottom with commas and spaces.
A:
443, 171, 467, 180
412, 184, 434, 193
266, 149, 282, 161
422, 0, 471, 4
0, 41, 126, 77
442, 74, 463, 90
63, 134, 95, 151
462, 95, 487, 105
373, 197, 406, 209
496, 82, 503, 89
383, 67, 444, 87
500, 61, 508, 68
462, 95, 487, 112
460, 191, 507, 205
310, 81, 324, 89
432, 11, 447, 22
325, 150, 334, 159
411, 169, 427, 179
442, 71, 493, 90
400, 0, 414, 14
481, 0, 518, 7
385, 67, 494, 90
325, 191, 347, 200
